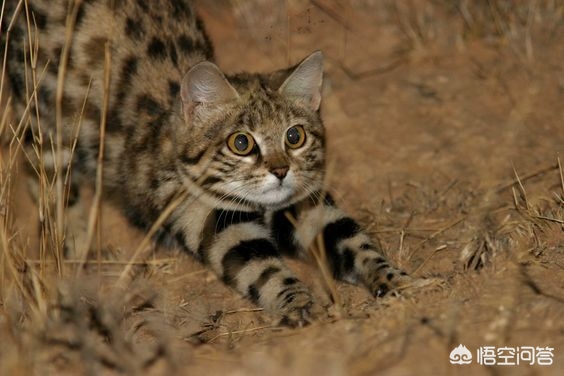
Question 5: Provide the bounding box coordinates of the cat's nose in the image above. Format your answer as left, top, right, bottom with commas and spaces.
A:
270, 166, 289, 180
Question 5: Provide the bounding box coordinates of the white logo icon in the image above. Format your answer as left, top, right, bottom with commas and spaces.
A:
450, 344, 473, 365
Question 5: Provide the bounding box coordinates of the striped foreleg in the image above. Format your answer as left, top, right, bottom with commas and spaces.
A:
289, 196, 413, 297
201, 221, 314, 326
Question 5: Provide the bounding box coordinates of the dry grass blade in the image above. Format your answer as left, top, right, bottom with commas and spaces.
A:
558, 156, 564, 197
27, 258, 178, 265
54, 0, 84, 272
534, 215, 564, 225
512, 165, 530, 210
207, 325, 274, 343
407, 217, 464, 261
115, 162, 213, 288
224, 307, 264, 315
520, 266, 564, 304
511, 186, 519, 209
310, 0, 351, 31
411, 244, 447, 275
496, 162, 558, 193
0, 2, 17, 110
313, 231, 341, 312
76, 40, 110, 273
284, 210, 342, 316
116, 190, 189, 288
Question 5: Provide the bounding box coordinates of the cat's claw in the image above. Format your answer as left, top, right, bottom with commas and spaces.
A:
279, 305, 313, 328
277, 290, 315, 328
370, 273, 444, 298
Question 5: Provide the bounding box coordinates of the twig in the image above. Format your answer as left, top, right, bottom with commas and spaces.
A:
558, 156, 563, 197
310, 0, 351, 31
225, 307, 264, 315
512, 165, 529, 210
55, 0, 84, 274
76, 40, 110, 274
116, 190, 189, 288
398, 229, 405, 259
374, 226, 457, 234
26, 258, 178, 265
438, 179, 458, 200
534, 216, 564, 224
411, 244, 447, 275
511, 186, 519, 209
207, 325, 273, 343
284, 210, 342, 313
314, 231, 341, 310
496, 163, 558, 193
166, 269, 208, 283
408, 217, 464, 258
520, 267, 564, 304
337, 57, 406, 81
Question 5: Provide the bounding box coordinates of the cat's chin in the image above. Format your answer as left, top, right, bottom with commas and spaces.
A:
248, 172, 299, 209
253, 186, 295, 209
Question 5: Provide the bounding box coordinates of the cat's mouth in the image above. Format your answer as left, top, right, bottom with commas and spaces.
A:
254, 185, 295, 207
220, 174, 299, 209
252, 175, 296, 207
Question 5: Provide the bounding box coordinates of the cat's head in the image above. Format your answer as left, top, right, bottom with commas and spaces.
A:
179, 51, 325, 211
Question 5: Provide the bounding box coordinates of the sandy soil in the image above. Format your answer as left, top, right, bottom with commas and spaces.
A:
1, 1, 564, 375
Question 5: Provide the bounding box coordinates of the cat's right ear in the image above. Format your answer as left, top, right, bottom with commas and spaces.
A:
278, 51, 323, 111
181, 62, 239, 123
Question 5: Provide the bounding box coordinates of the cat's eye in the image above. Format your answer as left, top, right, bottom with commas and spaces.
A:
285, 125, 306, 149
227, 132, 255, 156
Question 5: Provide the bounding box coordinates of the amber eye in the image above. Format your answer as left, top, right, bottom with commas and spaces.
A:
227, 132, 255, 156
285, 125, 306, 149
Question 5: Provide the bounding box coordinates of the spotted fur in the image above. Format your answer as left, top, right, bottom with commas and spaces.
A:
3, 0, 414, 326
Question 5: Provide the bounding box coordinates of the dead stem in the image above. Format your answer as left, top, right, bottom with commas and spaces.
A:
314, 231, 342, 312
76, 40, 110, 274
496, 162, 558, 193
166, 269, 208, 284
224, 307, 264, 315
116, 129, 217, 287
285, 0, 291, 66
310, 0, 351, 31
407, 217, 464, 260
520, 266, 564, 304
534, 215, 564, 224
0, 0, 22, 109
511, 186, 520, 209
558, 156, 564, 197
26, 258, 178, 265
207, 325, 274, 343
284, 210, 342, 315
63, 77, 91, 221
411, 244, 447, 275
54, 0, 84, 274
398, 229, 405, 260
116, 190, 189, 288
512, 165, 530, 210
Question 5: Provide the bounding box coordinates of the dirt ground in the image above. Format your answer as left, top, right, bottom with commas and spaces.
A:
1, 1, 564, 375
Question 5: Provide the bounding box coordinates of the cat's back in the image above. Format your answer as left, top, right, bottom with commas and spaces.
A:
4, 0, 213, 130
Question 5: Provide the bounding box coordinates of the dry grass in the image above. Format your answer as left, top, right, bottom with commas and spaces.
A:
2, 0, 564, 374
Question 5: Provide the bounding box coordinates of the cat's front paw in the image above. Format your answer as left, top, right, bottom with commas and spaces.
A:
274, 285, 315, 327
367, 270, 414, 297
366, 269, 443, 298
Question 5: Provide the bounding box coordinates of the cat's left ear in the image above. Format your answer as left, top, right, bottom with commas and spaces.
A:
279, 51, 323, 111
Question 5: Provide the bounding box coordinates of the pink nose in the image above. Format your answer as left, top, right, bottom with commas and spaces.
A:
270, 166, 289, 180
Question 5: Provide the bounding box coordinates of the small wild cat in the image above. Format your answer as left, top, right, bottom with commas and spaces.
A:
3, 0, 416, 326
